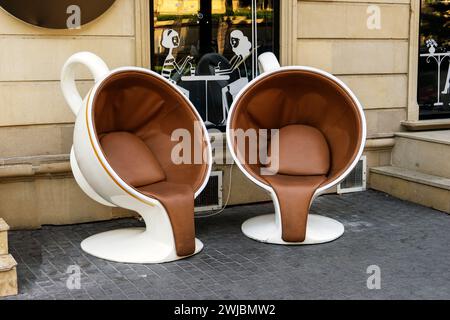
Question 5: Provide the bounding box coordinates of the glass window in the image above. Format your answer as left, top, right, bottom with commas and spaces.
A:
418, 0, 450, 120
150, 0, 279, 129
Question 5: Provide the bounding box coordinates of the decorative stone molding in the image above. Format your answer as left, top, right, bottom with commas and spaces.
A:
135, 0, 151, 68
0, 155, 70, 180
280, 0, 297, 65
407, 0, 420, 121
365, 138, 395, 151
402, 119, 450, 131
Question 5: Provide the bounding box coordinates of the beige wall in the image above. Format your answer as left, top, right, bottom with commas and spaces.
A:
0, 0, 141, 157
296, 0, 410, 138
294, 0, 412, 170
0, 0, 148, 227
0, 0, 415, 227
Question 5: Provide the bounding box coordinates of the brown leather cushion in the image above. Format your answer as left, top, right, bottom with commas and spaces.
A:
268, 124, 330, 176
100, 131, 166, 188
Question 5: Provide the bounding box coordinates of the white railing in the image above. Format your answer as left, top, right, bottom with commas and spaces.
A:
420, 49, 450, 106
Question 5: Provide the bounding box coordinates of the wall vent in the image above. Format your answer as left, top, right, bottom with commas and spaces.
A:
337, 156, 367, 194
195, 171, 223, 212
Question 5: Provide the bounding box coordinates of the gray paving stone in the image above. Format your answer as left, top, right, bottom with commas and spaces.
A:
2, 190, 450, 300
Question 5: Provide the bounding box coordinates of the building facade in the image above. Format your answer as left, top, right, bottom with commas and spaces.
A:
0, 0, 448, 229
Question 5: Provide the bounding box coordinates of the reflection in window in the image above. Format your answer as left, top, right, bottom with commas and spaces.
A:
151, 0, 279, 129
418, 0, 450, 120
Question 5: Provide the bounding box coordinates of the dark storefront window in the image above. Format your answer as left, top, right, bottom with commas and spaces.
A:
150, 0, 279, 129
418, 0, 450, 120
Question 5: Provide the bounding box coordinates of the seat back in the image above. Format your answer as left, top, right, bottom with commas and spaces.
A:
229, 69, 363, 189
91, 70, 210, 194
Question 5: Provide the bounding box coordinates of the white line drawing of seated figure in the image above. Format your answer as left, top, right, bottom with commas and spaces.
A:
215, 30, 252, 124
442, 62, 450, 95
161, 29, 193, 98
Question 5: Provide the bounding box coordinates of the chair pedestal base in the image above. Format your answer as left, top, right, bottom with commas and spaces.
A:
81, 228, 203, 264
241, 214, 344, 245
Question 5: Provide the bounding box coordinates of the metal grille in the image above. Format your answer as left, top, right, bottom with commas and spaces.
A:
195, 171, 223, 212
337, 156, 367, 194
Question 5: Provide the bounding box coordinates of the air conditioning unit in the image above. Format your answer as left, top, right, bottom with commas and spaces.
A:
195, 171, 223, 212
337, 156, 367, 194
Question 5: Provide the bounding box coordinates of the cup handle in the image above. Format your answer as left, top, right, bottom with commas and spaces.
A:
61, 52, 110, 115
258, 52, 281, 74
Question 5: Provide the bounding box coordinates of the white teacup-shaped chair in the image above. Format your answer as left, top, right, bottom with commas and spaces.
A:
227, 53, 366, 245
61, 52, 212, 263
